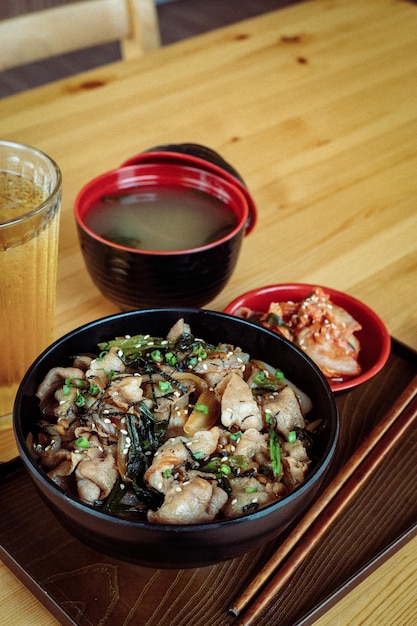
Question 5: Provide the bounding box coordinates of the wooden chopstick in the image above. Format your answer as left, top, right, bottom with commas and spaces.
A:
229, 374, 417, 624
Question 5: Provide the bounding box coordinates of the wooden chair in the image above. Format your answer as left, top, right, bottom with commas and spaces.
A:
0, 0, 161, 71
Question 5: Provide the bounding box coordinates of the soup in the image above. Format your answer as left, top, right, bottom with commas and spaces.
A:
85, 186, 238, 252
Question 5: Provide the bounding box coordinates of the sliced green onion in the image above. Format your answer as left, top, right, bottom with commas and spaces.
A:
219, 464, 231, 476
193, 345, 207, 360
163, 468, 173, 479
158, 381, 172, 392
275, 369, 285, 381
165, 352, 177, 366
288, 430, 297, 443
265, 410, 274, 426
106, 370, 116, 381
253, 371, 267, 386
151, 349, 162, 362
229, 430, 242, 441
194, 403, 209, 415
88, 382, 100, 396
65, 377, 85, 388
245, 486, 258, 493
75, 436, 90, 449
269, 429, 281, 476
75, 394, 86, 408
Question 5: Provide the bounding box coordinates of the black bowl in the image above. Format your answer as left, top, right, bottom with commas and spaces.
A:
13, 309, 338, 568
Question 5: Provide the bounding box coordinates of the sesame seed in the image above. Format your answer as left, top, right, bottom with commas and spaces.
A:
120, 429, 128, 435
158, 482, 163, 490
103, 418, 111, 424
232, 498, 238, 505
175, 486, 182, 492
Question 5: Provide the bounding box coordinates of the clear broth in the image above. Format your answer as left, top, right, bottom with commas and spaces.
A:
85, 186, 239, 251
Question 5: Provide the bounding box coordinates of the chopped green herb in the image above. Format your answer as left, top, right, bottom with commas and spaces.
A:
253, 371, 267, 386
245, 486, 258, 493
163, 468, 173, 479
288, 430, 297, 443
193, 345, 207, 360
269, 429, 281, 476
158, 380, 172, 392
88, 382, 100, 396
229, 430, 242, 441
75, 436, 90, 449
219, 463, 231, 476
75, 394, 86, 407
151, 349, 162, 362
165, 352, 177, 366
275, 369, 285, 381
194, 403, 209, 415
265, 410, 274, 426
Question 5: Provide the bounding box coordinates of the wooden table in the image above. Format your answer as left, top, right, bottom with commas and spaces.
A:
1, 0, 416, 623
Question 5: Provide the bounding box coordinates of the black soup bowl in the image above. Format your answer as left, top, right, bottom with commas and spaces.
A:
13, 309, 338, 568
74, 163, 256, 310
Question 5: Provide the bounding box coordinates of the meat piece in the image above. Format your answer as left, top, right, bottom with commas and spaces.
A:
53, 386, 79, 420
233, 428, 269, 466
259, 385, 305, 438
193, 347, 249, 387
221, 476, 277, 519
282, 456, 309, 488
36, 366, 86, 413
147, 475, 228, 524
220, 373, 263, 431
144, 437, 190, 492
166, 318, 191, 341
47, 451, 82, 480
281, 439, 309, 462
103, 374, 143, 409
185, 426, 221, 457
86, 346, 125, 384
75, 448, 118, 504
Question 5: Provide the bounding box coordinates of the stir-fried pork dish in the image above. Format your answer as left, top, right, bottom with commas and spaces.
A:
234, 287, 362, 382
31, 319, 320, 525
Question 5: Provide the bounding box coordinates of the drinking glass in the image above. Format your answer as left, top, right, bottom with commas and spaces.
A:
0, 140, 62, 418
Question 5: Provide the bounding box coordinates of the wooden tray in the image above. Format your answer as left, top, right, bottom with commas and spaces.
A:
1, 338, 416, 626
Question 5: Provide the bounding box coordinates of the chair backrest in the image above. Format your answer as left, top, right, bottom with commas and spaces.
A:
0, 0, 161, 71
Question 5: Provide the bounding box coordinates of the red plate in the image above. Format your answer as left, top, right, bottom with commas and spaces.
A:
224, 283, 391, 392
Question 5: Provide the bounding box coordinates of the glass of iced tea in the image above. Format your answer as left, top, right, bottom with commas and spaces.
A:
0, 140, 62, 418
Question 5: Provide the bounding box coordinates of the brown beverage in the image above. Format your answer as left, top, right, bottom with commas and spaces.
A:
0, 144, 61, 418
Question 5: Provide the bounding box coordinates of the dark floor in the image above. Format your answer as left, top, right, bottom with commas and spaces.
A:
0, 0, 301, 98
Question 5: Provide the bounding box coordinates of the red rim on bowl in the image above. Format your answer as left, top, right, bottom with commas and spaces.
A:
75, 163, 252, 255
224, 283, 391, 392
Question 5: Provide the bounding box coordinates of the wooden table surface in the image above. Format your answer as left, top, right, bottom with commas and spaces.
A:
1, 0, 416, 623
